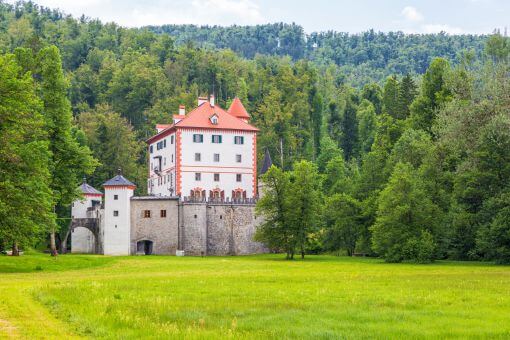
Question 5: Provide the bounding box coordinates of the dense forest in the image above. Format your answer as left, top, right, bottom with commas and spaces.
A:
148, 24, 487, 85
1, 1, 509, 263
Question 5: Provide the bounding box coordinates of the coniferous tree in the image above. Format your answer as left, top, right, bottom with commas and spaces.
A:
340, 96, 358, 160
396, 74, 417, 119
382, 76, 399, 118
410, 58, 452, 133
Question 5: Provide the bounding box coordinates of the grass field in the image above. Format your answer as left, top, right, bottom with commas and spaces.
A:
0, 254, 509, 339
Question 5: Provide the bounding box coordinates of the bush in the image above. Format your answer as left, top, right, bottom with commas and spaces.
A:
402, 230, 436, 263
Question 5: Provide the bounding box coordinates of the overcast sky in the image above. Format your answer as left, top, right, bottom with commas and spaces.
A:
6, 0, 509, 34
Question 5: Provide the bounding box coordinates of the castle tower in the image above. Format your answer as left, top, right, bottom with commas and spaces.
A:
71, 178, 102, 253
102, 170, 136, 255
258, 148, 273, 197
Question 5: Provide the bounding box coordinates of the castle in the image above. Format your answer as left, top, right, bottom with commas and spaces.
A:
69, 96, 271, 256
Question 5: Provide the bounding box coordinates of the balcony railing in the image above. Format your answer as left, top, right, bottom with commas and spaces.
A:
183, 196, 257, 205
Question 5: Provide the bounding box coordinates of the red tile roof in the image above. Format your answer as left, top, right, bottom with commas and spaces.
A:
175, 101, 258, 131
146, 100, 258, 144
156, 124, 172, 130
228, 97, 250, 119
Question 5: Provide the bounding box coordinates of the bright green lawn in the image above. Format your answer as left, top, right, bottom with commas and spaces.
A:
1, 254, 509, 339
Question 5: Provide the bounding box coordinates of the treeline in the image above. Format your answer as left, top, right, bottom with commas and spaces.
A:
257, 34, 510, 263
147, 25, 487, 85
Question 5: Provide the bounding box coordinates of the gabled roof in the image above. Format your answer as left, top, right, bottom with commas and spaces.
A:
260, 148, 273, 175
228, 97, 250, 119
146, 100, 258, 144
174, 102, 258, 131
103, 174, 136, 187
78, 179, 102, 196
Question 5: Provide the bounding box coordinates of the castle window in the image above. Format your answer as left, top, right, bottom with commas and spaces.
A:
234, 136, 244, 145
114, 195, 118, 200
113, 210, 119, 217
214, 153, 220, 162
160, 210, 167, 218
164, 157, 166, 166
212, 135, 222, 143
150, 145, 153, 153
172, 154, 174, 163
236, 174, 242, 182
163, 139, 167, 148
171, 135, 174, 144
193, 134, 203, 143
195, 153, 201, 161
143, 210, 151, 218
214, 173, 220, 181
236, 154, 242, 163
195, 173, 201, 181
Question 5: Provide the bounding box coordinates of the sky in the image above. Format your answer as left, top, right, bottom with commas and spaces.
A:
6, 0, 509, 34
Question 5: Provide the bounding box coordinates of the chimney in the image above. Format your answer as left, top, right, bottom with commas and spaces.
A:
198, 96, 208, 106
179, 105, 185, 115
209, 94, 215, 107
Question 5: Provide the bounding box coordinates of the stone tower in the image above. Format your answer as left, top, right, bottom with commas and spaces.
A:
71, 178, 102, 253
102, 170, 136, 255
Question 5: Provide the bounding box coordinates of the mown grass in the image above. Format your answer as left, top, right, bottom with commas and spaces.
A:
1, 254, 510, 339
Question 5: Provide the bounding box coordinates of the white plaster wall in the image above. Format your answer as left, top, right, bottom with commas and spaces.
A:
180, 129, 256, 199
71, 195, 101, 253
103, 187, 133, 255
148, 132, 176, 196
71, 227, 95, 253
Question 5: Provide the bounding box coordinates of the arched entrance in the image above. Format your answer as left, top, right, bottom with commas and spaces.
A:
63, 218, 100, 254
136, 240, 153, 255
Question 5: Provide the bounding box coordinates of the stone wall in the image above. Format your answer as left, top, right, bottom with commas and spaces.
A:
181, 203, 267, 256
128, 198, 267, 256
130, 197, 179, 255
180, 203, 208, 255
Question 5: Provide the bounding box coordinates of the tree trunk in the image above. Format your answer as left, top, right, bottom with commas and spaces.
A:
61, 225, 72, 255
11, 242, 19, 256
50, 229, 58, 257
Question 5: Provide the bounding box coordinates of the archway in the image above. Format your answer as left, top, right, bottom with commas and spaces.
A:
63, 218, 100, 254
71, 227, 96, 253
136, 240, 153, 255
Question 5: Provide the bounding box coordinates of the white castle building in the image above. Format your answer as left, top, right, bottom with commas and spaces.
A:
68, 96, 271, 256
146, 95, 258, 201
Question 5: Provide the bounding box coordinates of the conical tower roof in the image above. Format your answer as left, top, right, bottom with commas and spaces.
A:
260, 148, 273, 175
227, 97, 250, 119
103, 169, 136, 188
78, 178, 102, 196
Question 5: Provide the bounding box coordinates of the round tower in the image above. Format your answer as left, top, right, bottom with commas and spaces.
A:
71, 178, 102, 253
102, 169, 136, 255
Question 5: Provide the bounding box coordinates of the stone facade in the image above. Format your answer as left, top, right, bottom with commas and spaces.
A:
130, 197, 179, 255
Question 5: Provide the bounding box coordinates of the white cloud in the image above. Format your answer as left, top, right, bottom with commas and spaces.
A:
401, 6, 424, 22
422, 24, 464, 34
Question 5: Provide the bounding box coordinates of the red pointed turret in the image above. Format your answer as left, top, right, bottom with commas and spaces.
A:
228, 97, 250, 121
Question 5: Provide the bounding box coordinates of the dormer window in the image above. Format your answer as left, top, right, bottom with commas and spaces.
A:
210, 114, 219, 125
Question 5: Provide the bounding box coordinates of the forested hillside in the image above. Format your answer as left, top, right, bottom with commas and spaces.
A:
1, 1, 509, 263
148, 24, 487, 85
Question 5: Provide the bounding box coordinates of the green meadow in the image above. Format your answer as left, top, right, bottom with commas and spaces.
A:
0, 254, 509, 339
